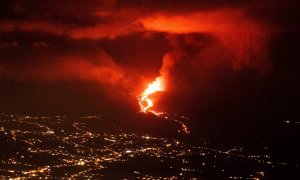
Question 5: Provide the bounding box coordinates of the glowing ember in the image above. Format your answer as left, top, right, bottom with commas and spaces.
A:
138, 77, 190, 134
138, 77, 164, 113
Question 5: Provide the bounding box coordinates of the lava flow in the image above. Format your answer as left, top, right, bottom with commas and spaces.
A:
138, 77, 190, 134
138, 77, 164, 113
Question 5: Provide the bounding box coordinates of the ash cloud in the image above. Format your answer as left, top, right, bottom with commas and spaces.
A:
0, 1, 276, 85
0, 0, 298, 116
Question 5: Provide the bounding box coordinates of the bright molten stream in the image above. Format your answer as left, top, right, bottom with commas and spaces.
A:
138, 77, 164, 113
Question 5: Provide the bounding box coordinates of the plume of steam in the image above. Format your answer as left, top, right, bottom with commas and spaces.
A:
0, 51, 124, 84
139, 8, 275, 93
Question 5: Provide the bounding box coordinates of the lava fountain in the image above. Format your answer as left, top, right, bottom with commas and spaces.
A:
138, 77, 164, 113
138, 77, 190, 134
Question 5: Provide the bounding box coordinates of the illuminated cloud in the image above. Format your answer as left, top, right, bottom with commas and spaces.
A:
0, 0, 289, 107
0, 50, 125, 84
141, 8, 274, 71
0, 19, 143, 40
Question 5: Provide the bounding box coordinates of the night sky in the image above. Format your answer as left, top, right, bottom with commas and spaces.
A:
0, 0, 299, 135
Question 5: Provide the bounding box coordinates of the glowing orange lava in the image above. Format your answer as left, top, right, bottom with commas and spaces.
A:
137, 77, 190, 134
138, 77, 164, 113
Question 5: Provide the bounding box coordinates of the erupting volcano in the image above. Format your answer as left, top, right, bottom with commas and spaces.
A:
138, 77, 190, 134
138, 77, 164, 113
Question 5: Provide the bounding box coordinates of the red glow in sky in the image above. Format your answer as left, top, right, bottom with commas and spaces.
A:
0, 0, 296, 116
